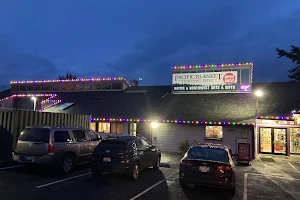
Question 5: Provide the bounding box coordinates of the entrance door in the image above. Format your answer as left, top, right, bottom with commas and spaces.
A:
259, 128, 287, 155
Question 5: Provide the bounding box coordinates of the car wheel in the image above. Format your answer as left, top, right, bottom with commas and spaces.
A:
153, 156, 160, 170
61, 154, 75, 173
129, 163, 140, 181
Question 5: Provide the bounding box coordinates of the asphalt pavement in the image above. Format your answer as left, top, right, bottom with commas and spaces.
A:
1, 154, 300, 200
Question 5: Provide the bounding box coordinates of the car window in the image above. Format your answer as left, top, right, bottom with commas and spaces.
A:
54, 131, 71, 143
18, 128, 50, 143
187, 147, 229, 163
72, 130, 86, 142
141, 138, 150, 147
135, 139, 143, 150
86, 130, 100, 141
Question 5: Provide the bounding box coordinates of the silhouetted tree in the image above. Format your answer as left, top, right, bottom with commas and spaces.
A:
58, 73, 77, 80
276, 45, 300, 82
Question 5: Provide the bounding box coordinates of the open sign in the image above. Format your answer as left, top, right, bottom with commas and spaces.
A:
240, 84, 251, 91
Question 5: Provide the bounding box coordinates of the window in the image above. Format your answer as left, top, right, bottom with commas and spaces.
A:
73, 130, 86, 142
86, 130, 100, 141
290, 128, 300, 153
187, 147, 229, 163
112, 82, 122, 89
205, 126, 223, 139
98, 123, 110, 133
54, 131, 71, 143
135, 139, 143, 150
141, 138, 150, 147
90, 122, 96, 131
18, 128, 50, 143
111, 123, 124, 134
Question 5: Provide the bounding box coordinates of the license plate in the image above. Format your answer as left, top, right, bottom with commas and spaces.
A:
199, 166, 210, 172
103, 157, 111, 162
20, 156, 33, 162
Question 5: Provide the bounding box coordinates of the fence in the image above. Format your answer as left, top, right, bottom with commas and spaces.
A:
0, 109, 91, 163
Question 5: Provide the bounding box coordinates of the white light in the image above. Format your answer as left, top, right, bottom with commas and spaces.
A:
255, 90, 263, 97
151, 122, 158, 129
31, 96, 37, 100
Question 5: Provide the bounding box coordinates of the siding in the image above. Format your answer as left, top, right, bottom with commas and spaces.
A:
151, 123, 253, 157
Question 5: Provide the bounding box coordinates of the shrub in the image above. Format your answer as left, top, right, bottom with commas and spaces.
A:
179, 138, 190, 154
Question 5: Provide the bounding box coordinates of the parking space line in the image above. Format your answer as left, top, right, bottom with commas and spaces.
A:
0, 165, 23, 170
243, 173, 248, 200
36, 172, 92, 189
287, 162, 300, 174
129, 170, 179, 200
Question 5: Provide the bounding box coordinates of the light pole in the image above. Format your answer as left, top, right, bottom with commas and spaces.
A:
254, 90, 263, 117
150, 122, 158, 144
31, 96, 37, 111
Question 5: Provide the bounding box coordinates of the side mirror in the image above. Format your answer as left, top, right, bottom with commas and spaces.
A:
150, 144, 156, 149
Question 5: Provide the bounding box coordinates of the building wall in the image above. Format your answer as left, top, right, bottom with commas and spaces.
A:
151, 123, 253, 156
0, 98, 13, 108
13, 98, 43, 110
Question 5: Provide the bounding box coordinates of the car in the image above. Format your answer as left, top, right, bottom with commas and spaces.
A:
12, 126, 101, 173
90, 136, 161, 180
179, 144, 237, 194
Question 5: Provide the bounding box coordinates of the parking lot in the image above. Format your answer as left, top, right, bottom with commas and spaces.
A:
1, 154, 300, 200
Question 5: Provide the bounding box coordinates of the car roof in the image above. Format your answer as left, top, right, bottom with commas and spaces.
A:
25, 125, 89, 130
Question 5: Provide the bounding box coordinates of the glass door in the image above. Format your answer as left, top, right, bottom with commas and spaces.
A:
260, 128, 272, 153
273, 128, 287, 154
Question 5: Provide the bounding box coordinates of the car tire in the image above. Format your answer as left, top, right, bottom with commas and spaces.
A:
129, 162, 140, 181
61, 154, 75, 173
153, 156, 160, 170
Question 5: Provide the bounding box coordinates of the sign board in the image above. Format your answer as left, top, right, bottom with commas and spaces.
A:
238, 143, 251, 161
172, 64, 252, 94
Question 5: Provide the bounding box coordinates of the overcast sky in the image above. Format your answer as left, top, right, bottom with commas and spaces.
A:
0, 0, 299, 85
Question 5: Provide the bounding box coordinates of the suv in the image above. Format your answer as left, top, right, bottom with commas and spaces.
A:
179, 144, 237, 194
91, 136, 161, 180
13, 126, 101, 173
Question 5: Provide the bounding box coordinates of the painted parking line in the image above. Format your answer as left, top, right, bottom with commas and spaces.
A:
129, 170, 179, 200
243, 173, 248, 200
36, 172, 92, 189
287, 162, 300, 174
0, 165, 23, 170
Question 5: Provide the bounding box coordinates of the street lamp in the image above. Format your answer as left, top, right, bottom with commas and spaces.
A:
31, 96, 37, 111
150, 122, 158, 144
254, 90, 263, 117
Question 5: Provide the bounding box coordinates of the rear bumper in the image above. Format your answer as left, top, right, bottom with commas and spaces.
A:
179, 171, 234, 189
12, 152, 58, 165
90, 160, 133, 174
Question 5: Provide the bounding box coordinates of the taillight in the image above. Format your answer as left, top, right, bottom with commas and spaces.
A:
48, 144, 55, 154
180, 160, 193, 166
118, 150, 129, 155
180, 160, 186, 166
217, 166, 232, 173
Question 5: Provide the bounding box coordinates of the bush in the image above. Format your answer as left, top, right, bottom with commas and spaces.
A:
179, 138, 190, 154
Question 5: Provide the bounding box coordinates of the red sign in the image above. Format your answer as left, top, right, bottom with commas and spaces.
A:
238, 143, 250, 161
223, 73, 236, 85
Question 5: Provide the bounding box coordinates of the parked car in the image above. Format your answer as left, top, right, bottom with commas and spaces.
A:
12, 126, 101, 173
90, 136, 161, 180
179, 144, 237, 194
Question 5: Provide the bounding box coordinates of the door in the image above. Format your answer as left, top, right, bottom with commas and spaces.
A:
273, 128, 287, 155
135, 139, 148, 169
141, 138, 156, 165
72, 130, 90, 161
259, 127, 287, 155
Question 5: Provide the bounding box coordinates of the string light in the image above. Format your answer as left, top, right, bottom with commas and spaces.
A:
171, 62, 253, 70
90, 117, 254, 126
10, 77, 125, 84
39, 100, 62, 111
41, 95, 57, 104
0, 94, 56, 103
292, 110, 300, 114
256, 116, 294, 121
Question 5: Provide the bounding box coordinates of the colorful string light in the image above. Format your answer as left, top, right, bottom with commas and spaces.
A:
256, 116, 294, 120
171, 62, 253, 70
0, 94, 56, 103
90, 117, 255, 126
41, 95, 57, 104
292, 110, 300, 114
10, 77, 125, 84
39, 100, 62, 111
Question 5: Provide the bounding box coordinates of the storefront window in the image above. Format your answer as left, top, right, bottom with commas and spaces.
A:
205, 126, 223, 139
290, 128, 300, 153
111, 123, 124, 134
98, 122, 110, 133
90, 122, 96, 131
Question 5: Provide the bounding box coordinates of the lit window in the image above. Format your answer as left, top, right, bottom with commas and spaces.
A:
90, 122, 96, 131
111, 123, 124, 134
205, 126, 223, 139
98, 123, 110, 133
290, 128, 300, 153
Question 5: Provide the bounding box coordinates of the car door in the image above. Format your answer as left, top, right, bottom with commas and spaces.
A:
85, 130, 100, 155
72, 129, 90, 162
135, 139, 148, 169
141, 138, 156, 166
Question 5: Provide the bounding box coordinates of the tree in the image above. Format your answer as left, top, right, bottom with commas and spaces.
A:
58, 73, 77, 80
276, 45, 300, 82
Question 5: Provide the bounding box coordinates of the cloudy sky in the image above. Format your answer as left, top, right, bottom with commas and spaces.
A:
0, 0, 299, 85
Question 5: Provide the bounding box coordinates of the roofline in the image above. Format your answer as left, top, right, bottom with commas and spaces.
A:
10, 77, 128, 84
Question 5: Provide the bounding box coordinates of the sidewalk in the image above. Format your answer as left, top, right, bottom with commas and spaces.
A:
161, 152, 182, 165
256, 154, 300, 163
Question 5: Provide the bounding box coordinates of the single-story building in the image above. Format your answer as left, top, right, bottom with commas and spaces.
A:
1, 76, 300, 159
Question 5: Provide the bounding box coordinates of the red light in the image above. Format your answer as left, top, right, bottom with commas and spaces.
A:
48, 144, 55, 153
218, 166, 232, 172
180, 160, 186, 166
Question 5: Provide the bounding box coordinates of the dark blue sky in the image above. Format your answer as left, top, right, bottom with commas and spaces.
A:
0, 0, 299, 86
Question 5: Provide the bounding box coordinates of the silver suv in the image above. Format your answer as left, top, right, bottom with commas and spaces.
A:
12, 126, 101, 173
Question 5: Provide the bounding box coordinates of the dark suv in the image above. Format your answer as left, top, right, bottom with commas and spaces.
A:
90, 136, 161, 180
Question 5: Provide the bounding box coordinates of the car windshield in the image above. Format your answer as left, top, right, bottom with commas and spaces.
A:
187, 147, 229, 163
18, 128, 50, 143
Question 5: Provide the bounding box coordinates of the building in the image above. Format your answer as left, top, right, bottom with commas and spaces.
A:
1, 62, 300, 158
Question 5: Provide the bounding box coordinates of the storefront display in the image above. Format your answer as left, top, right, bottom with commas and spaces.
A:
290, 128, 300, 153
260, 128, 272, 153
273, 128, 286, 154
